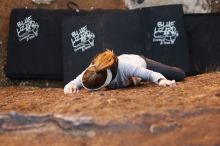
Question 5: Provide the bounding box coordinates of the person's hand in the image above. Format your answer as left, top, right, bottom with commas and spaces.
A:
158, 78, 176, 87
64, 83, 79, 94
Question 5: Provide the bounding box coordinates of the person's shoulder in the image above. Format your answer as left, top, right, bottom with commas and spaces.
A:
118, 54, 144, 63
118, 56, 136, 68
118, 54, 141, 59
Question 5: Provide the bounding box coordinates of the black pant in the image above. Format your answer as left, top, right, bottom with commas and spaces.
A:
143, 57, 185, 81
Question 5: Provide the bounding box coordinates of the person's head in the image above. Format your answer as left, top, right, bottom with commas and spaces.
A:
81, 49, 118, 90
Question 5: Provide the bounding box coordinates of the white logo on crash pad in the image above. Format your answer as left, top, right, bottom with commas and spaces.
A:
153, 21, 179, 45
71, 25, 95, 52
16, 16, 39, 42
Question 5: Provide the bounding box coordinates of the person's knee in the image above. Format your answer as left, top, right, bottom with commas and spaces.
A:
173, 67, 185, 81
177, 71, 185, 81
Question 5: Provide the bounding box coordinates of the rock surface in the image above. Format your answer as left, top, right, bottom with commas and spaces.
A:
0, 72, 220, 146
123, 0, 211, 13
124, 0, 211, 13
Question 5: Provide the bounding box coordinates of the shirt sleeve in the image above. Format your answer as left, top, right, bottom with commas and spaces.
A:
68, 72, 83, 88
122, 62, 166, 84
68, 64, 93, 88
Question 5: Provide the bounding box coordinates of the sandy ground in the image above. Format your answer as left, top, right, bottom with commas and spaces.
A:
0, 72, 220, 146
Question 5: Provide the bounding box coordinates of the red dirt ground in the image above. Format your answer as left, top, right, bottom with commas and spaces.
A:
0, 72, 220, 146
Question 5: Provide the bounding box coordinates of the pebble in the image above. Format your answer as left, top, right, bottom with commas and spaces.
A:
86, 130, 96, 138
99, 93, 105, 96
107, 98, 117, 104
149, 122, 179, 134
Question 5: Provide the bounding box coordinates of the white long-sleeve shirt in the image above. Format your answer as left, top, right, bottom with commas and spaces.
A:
69, 54, 166, 89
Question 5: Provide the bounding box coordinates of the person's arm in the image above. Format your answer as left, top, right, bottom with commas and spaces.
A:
64, 63, 95, 94
64, 73, 83, 94
123, 63, 176, 86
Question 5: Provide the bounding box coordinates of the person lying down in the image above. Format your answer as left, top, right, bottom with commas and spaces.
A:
64, 50, 185, 94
